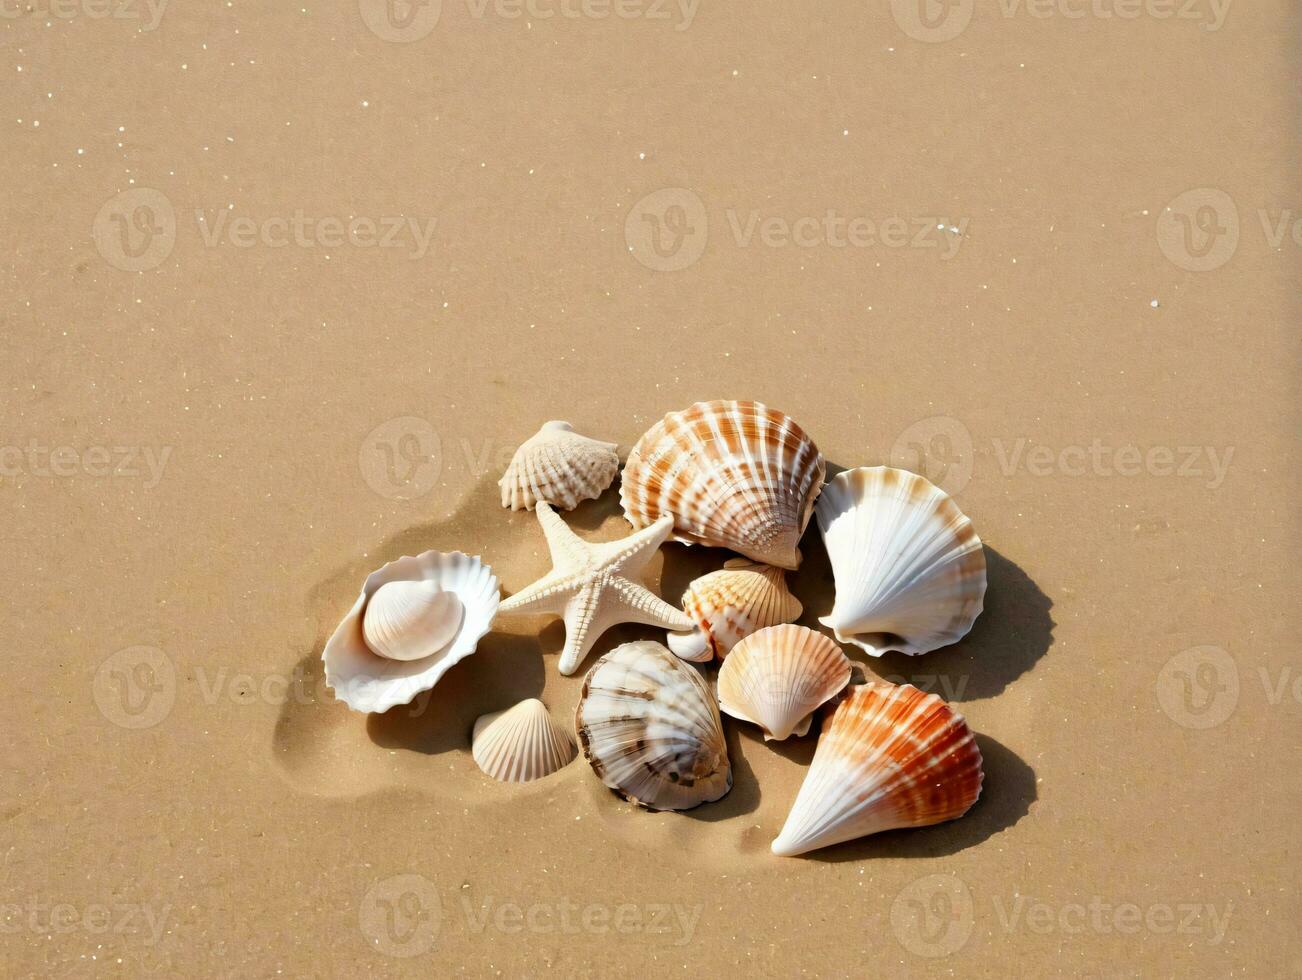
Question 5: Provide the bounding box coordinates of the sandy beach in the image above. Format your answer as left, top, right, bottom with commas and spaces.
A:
2, 1, 1297, 975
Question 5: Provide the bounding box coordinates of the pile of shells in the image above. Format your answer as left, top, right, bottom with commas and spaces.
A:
323, 400, 992, 857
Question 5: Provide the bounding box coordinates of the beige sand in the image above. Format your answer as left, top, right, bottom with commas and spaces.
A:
2, 1, 1297, 975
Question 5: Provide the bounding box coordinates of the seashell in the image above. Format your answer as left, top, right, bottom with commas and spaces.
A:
362, 580, 464, 662
771, 681, 984, 857
323, 551, 500, 714
575, 640, 731, 811
499, 420, 620, 511
472, 699, 577, 783
666, 558, 803, 662
716, 625, 851, 740
620, 400, 826, 570
815, 466, 986, 657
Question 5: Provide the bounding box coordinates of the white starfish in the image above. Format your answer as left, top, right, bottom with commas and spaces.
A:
497, 503, 693, 676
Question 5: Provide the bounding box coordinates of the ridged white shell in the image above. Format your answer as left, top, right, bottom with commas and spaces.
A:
620, 400, 825, 570
472, 699, 577, 783
362, 581, 464, 662
771, 681, 984, 857
499, 420, 620, 511
575, 640, 731, 811
815, 466, 986, 657
667, 558, 803, 662
323, 551, 500, 714
716, 625, 851, 741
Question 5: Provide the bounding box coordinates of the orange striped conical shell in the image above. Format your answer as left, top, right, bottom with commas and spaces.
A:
667, 558, 804, 662
620, 400, 825, 570
771, 681, 983, 856
717, 625, 851, 740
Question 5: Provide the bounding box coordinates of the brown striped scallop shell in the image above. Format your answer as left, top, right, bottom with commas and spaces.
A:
574, 641, 731, 812
620, 400, 825, 570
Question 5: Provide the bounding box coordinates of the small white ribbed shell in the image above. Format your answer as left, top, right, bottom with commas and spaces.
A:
362, 580, 464, 662
472, 699, 577, 783
323, 551, 500, 714
816, 467, 986, 657
666, 558, 804, 662
575, 641, 731, 811
499, 420, 620, 511
620, 400, 825, 570
716, 625, 851, 741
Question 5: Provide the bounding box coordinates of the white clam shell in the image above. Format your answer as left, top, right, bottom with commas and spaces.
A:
472, 699, 577, 783
575, 640, 731, 811
621, 400, 826, 570
499, 420, 620, 511
815, 466, 986, 657
716, 624, 851, 741
362, 580, 464, 662
323, 551, 500, 713
666, 558, 803, 662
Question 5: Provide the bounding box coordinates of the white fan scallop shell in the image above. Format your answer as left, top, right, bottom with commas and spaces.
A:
815, 466, 986, 657
575, 640, 732, 811
499, 420, 620, 511
472, 699, 577, 783
716, 625, 852, 741
323, 551, 500, 713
